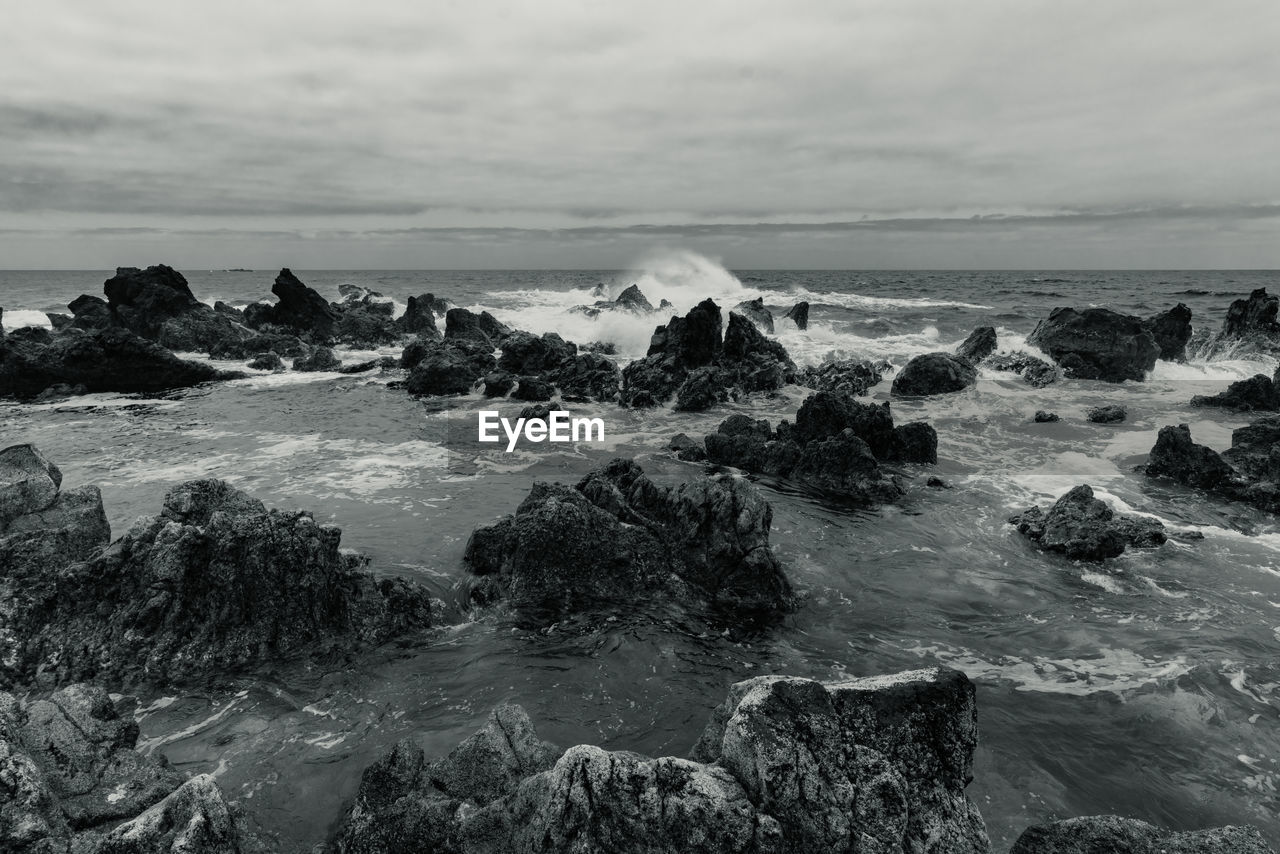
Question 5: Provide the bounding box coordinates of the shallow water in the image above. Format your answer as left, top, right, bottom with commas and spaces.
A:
4, 259, 1280, 851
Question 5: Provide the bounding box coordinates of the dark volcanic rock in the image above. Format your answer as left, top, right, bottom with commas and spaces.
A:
796, 358, 886, 395
338, 356, 398, 374
783, 300, 809, 330
1011, 815, 1274, 854
669, 432, 707, 462
267, 268, 341, 339
335, 666, 989, 854
1010, 484, 1166, 561
1143, 303, 1193, 361
1027, 307, 1160, 382
444, 308, 508, 349
463, 458, 793, 626
1223, 288, 1280, 338
620, 298, 724, 406
1191, 371, 1280, 411
1145, 419, 1280, 514
512, 376, 554, 401
614, 283, 654, 312
103, 265, 251, 353
69, 294, 114, 330
247, 352, 285, 371
955, 326, 997, 364
1145, 424, 1241, 492
292, 346, 342, 372
987, 351, 1060, 387
396, 293, 442, 337
704, 391, 935, 505
403, 338, 496, 396
1, 475, 435, 689
572, 284, 656, 317
1086, 404, 1126, 423
498, 331, 575, 375
733, 296, 775, 333
892, 352, 978, 396
334, 305, 400, 348
482, 370, 515, 397
550, 352, 620, 402
1034, 410, 1060, 423
673, 366, 724, 412
0, 327, 239, 400
336, 284, 394, 315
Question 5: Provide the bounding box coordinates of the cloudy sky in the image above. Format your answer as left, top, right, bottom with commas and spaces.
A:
2, 0, 1278, 268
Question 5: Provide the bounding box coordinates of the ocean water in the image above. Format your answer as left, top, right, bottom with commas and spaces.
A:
3, 255, 1280, 850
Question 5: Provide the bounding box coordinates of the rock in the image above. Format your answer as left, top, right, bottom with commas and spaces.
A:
207, 327, 307, 360
733, 297, 775, 333
96, 774, 252, 854
338, 356, 399, 374
213, 300, 243, 320
404, 338, 496, 396
47, 312, 73, 331
0, 443, 62, 529
463, 458, 793, 626
1, 476, 436, 688
783, 301, 809, 330
68, 294, 114, 330
445, 308, 509, 349
517, 404, 554, 422
498, 332, 576, 375
32, 382, 88, 402
620, 299, 723, 406
1150, 417, 1280, 515
1027, 307, 1160, 382
1011, 815, 1274, 854
1224, 288, 1280, 338
719, 312, 797, 388
796, 359, 886, 395
266, 268, 341, 339
1191, 372, 1280, 411
246, 352, 285, 371
1145, 424, 1241, 493
102, 266, 250, 354
582, 341, 617, 355
512, 376, 554, 402
335, 667, 988, 854
673, 366, 725, 412
240, 301, 275, 330
0, 327, 240, 400
613, 284, 654, 312
1010, 484, 1166, 561
334, 306, 400, 348
396, 293, 441, 337
336, 284, 394, 314
482, 371, 515, 397
669, 433, 707, 462
927, 476, 951, 488
572, 284, 656, 317
1034, 411, 1060, 423
550, 352, 620, 402
704, 391, 935, 505
892, 353, 978, 396
987, 352, 1060, 387
1143, 303, 1193, 361
1086, 404, 1126, 423
292, 346, 342, 372
955, 326, 997, 363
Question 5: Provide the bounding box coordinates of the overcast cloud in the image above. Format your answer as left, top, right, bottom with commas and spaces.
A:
1, 0, 1278, 268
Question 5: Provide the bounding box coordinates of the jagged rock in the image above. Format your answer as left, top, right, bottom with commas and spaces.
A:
1011, 815, 1274, 853
336, 284, 394, 315
0, 327, 240, 400
1, 477, 435, 689
783, 301, 809, 330
582, 341, 617, 355
1027, 307, 1160, 382
68, 294, 114, 331
292, 346, 342, 372
517, 404, 554, 422
1190, 371, 1280, 411
396, 294, 442, 337
614, 284, 654, 312
733, 297, 775, 333
796, 359, 886, 395
1144, 424, 1240, 492
512, 376, 554, 402
404, 338, 496, 396
1146, 418, 1280, 516
1010, 484, 1166, 561
987, 352, 1060, 387
483, 371, 515, 397
463, 458, 793, 626
1143, 303, 1193, 361
891, 353, 978, 396
213, 300, 243, 319
264, 268, 341, 339
101, 265, 246, 354
1034, 411, 1060, 423
1224, 288, 1280, 338
334, 667, 988, 854
338, 356, 399, 374
208, 326, 307, 360
620, 299, 723, 406
247, 352, 285, 371
670, 433, 707, 462
334, 307, 400, 348
719, 312, 797, 389
0, 443, 62, 529
96, 774, 251, 854
1086, 404, 1126, 424
572, 284, 656, 317
498, 332, 576, 375
550, 352, 620, 402
704, 391, 935, 505
240, 302, 275, 330
956, 326, 997, 364
444, 308, 509, 349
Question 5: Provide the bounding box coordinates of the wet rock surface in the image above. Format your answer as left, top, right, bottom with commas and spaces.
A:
1033, 410, 1060, 423
796, 359, 886, 395
733, 297, 775, 332
955, 326, 997, 364
1190, 370, 1280, 411
1144, 421, 1280, 513
1143, 302, 1193, 362
1086, 404, 1126, 423
891, 352, 978, 396
1027, 307, 1160, 382
103, 265, 250, 353
782, 300, 809, 329
986, 352, 1060, 387
1010, 815, 1274, 854
1010, 484, 1167, 561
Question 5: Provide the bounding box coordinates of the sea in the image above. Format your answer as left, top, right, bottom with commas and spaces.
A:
3, 252, 1280, 850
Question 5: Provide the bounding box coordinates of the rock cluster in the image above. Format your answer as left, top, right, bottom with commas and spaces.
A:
334, 667, 989, 854
1196, 287, 1280, 358
796, 359, 887, 395
1190, 368, 1280, 411
702, 390, 936, 504
1145, 419, 1280, 514
1143, 303, 1193, 362
1009, 484, 1167, 561
733, 296, 775, 332
573, 283, 660, 317
464, 458, 793, 627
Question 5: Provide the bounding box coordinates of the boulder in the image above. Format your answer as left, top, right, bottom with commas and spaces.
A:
68, 294, 114, 331
783, 301, 809, 330
1011, 815, 1274, 854
404, 338, 496, 396
987, 352, 1059, 387
1034, 411, 1060, 423
620, 299, 723, 406
334, 306, 400, 348
733, 297, 775, 333
334, 667, 989, 854
207, 327, 307, 360
396, 294, 442, 337
891, 353, 978, 396
1009, 484, 1166, 561
266, 268, 340, 339
1, 476, 436, 689
512, 376, 554, 402
463, 458, 793, 626
1086, 404, 1126, 423
482, 371, 515, 397
955, 326, 997, 364
338, 356, 399, 374
796, 359, 886, 395
247, 352, 285, 371
550, 352, 620, 402
292, 346, 342, 372
1145, 424, 1241, 492
1143, 303, 1193, 361
669, 432, 707, 462
1027, 307, 1160, 382
101, 265, 251, 354
1223, 288, 1280, 338
0, 443, 62, 529
498, 332, 576, 375
1190, 371, 1280, 411
572, 284, 656, 317
445, 308, 510, 349
673, 366, 725, 412
336, 284, 394, 315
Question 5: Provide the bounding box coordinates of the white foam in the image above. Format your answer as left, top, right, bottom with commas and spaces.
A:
1, 309, 52, 330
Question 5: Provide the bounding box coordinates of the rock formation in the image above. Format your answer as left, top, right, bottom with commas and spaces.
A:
1190, 369, 1280, 411
796, 359, 886, 395
986, 352, 1059, 387
891, 353, 978, 396
1011, 815, 1273, 853
783, 301, 809, 330
1009, 484, 1166, 561
733, 297, 775, 332
955, 326, 998, 364
1027, 307, 1160, 382
1144, 421, 1280, 514
1086, 404, 1126, 424
103, 265, 250, 353
1142, 303, 1193, 362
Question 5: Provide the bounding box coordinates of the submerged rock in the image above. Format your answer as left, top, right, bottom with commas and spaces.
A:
1034, 410, 1060, 423
1086, 404, 1126, 423
987, 351, 1059, 387
1145, 420, 1280, 514
573, 283, 657, 317
669, 432, 708, 462
247, 352, 285, 371
334, 666, 989, 854
292, 345, 342, 372
733, 296, 775, 333
783, 300, 809, 330
1011, 815, 1274, 854
1027, 307, 1159, 382
1142, 302, 1193, 362
463, 458, 793, 626
1, 474, 436, 689
891, 352, 978, 396
796, 358, 886, 395
1010, 484, 1166, 561
1190, 370, 1280, 411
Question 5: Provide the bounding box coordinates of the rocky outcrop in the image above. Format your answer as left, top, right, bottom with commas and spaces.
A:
1011, 815, 1274, 853
733, 297, 774, 333
69, 294, 113, 331
463, 458, 794, 627
1009, 484, 1166, 561
257, 268, 341, 339
955, 326, 997, 364
1190, 370, 1280, 411
1142, 303, 1193, 362
444, 308, 510, 350
395, 294, 442, 337
1223, 288, 1280, 338
103, 265, 250, 354
1034, 410, 1060, 423
1027, 307, 1160, 382
498, 332, 575, 375
891, 353, 978, 396
783, 301, 809, 330
0, 326, 239, 400
292, 346, 342, 372
620, 298, 724, 406
0, 683, 256, 853
987, 352, 1059, 387
550, 352, 620, 402
1086, 404, 1126, 423
1, 474, 436, 689
573, 284, 657, 317
333, 667, 989, 854
247, 352, 285, 371
703, 391, 936, 505
403, 337, 497, 396
1144, 421, 1280, 513
796, 359, 887, 395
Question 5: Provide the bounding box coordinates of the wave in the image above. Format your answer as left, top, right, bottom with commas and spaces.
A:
2, 309, 52, 330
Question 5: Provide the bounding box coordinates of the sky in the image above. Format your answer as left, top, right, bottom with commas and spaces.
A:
1, 0, 1278, 269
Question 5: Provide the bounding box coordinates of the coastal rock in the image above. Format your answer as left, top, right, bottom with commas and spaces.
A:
69, 294, 114, 331
0, 443, 62, 529
1034, 411, 1060, 423
1, 476, 436, 689
102, 265, 249, 354
733, 297, 775, 333
796, 359, 886, 395
669, 432, 707, 462
463, 458, 793, 626
338, 356, 399, 374
1086, 404, 1126, 423
783, 301, 809, 330
0, 327, 239, 400
703, 391, 935, 505
336, 284, 394, 315
334, 667, 988, 854
1190, 371, 1280, 411
1223, 288, 1280, 338
498, 331, 576, 375
334, 305, 401, 348
207, 326, 308, 360
444, 308, 510, 349
247, 352, 285, 371
482, 370, 515, 397
673, 366, 725, 412
891, 353, 978, 396
292, 346, 342, 372
512, 376, 554, 401
572, 284, 656, 317
396, 294, 442, 337
1145, 424, 1240, 492
987, 351, 1059, 387
1143, 303, 1193, 361
1010, 484, 1166, 561
1011, 815, 1274, 854
1027, 307, 1159, 382
620, 298, 723, 406
264, 268, 341, 339
955, 326, 997, 364
404, 338, 497, 396
550, 352, 620, 402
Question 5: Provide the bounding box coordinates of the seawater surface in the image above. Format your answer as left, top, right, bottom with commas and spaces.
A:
4, 255, 1280, 850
